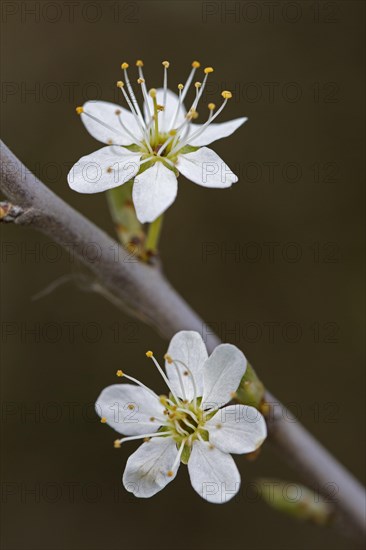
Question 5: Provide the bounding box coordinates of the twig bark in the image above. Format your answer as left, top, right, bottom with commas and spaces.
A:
1, 140, 365, 542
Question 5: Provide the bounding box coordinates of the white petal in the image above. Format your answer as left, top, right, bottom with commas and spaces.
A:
68, 146, 141, 193
144, 88, 186, 132
177, 147, 238, 188
188, 441, 240, 503
95, 384, 165, 436
206, 405, 267, 454
188, 117, 248, 146
165, 331, 208, 400
123, 437, 179, 498
202, 344, 247, 409
132, 162, 178, 223
80, 101, 142, 145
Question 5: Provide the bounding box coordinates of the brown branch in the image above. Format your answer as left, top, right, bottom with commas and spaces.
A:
1, 140, 365, 542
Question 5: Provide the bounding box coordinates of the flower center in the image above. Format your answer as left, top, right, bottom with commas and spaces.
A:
160, 396, 207, 445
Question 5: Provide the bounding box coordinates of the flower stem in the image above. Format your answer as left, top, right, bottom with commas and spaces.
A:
145, 215, 163, 254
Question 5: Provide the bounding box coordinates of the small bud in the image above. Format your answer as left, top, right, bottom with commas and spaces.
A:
236, 363, 265, 409
257, 479, 333, 526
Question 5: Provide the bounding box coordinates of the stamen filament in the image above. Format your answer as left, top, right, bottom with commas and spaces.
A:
116, 431, 173, 444
81, 111, 125, 139
170, 360, 187, 400
162, 61, 169, 128
122, 64, 146, 128
118, 83, 153, 152
171, 98, 229, 156
170, 358, 198, 407
121, 372, 161, 400
116, 115, 148, 151
176, 407, 199, 424
146, 352, 181, 404
169, 440, 185, 474
180, 60, 200, 102
174, 420, 189, 436
170, 84, 184, 131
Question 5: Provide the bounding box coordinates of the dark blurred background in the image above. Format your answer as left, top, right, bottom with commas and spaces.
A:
1, 1, 365, 549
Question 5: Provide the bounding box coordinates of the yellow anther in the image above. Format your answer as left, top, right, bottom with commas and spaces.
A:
107, 139, 113, 145
169, 130, 177, 136
177, 83, 184, 90
137, 78, 145, 84
162, 61, 170, 68
164, 354, 173, 364
221, 90, 233, 99
115, 109, 121, 115
194, 81, 202, 89
116, 370, 123, 377
192, 61, 201, 68
100, 417, 107, 424
204, 67, 214, 74
136, 59, 144, 67
146, 350, 153, 358
159, 395, 168, 405
187, 109, 199, 120
150, 416, 155, 421
121, 62, 129, 70
167, 470, 174, 477
149, 88, 157, 98
216, 423, 223, 429
116, 81, 124, 88
208, 103, 216, 110
157, 104, 165, 111
114, 440, 121, 448
106, 167, 113, 174
128, 404, 135, 410
75, 106, 84, 114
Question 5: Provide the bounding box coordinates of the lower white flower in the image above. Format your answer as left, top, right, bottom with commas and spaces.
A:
96, 331, 267, 503
68, 60, 247, 223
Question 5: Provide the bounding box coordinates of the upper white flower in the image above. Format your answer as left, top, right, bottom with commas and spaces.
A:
68, 60, 247, 223
95, 331, 267, 503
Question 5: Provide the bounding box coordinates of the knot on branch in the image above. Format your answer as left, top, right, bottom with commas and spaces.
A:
0, 201, 24, 223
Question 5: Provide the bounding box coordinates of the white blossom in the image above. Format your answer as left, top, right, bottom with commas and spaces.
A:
96, 331, 267, 503
68, 61, 247, 223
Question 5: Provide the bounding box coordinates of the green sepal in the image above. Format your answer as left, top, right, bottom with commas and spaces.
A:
178, 145, 200, 155
236, 363, 265, 409
123, 144, 141, 153
181, 444, 191, 465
